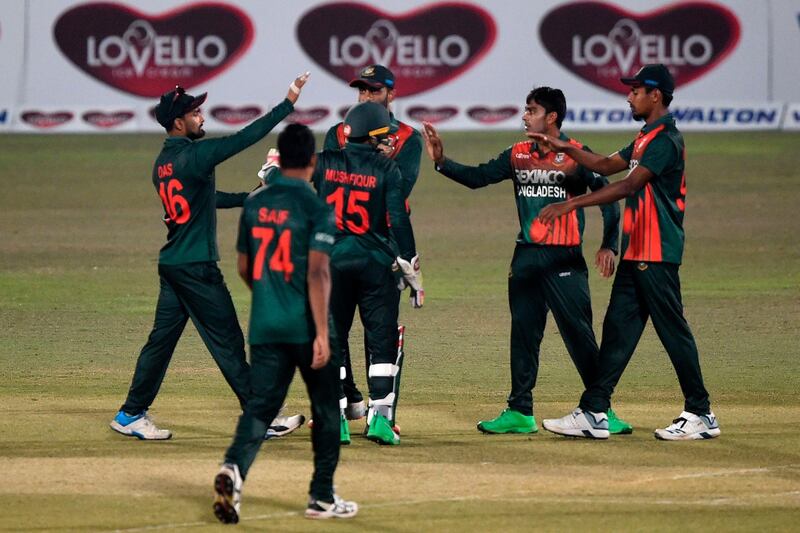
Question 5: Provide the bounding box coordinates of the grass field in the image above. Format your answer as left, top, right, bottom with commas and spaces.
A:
1, 129, 799, 532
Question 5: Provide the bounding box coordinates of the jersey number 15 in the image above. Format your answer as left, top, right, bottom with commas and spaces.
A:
326, 187, 370, 234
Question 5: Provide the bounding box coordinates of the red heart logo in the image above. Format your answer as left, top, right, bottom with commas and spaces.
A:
539, 2, 740, 94
288, 107, 331, 126
406, 106, 458, 124
297, 3, 496, 97
21, 111, 74, 129
82, 111, 135, 128
210, 106, 263, 125
467, 106, 519, 124
53, 3, 254, 97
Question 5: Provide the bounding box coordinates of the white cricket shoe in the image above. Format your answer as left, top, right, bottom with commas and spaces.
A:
344, 400, 366, 421
213, 463, 243, 524
110, 410, 172, 440
305, 493, 358, 519
654, 411, 720, 441
265, 406, 306, 439
543, 408, 609, 439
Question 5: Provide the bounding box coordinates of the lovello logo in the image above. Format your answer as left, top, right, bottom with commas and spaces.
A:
210, 106, 262, 125
467, 106, 518, 124
53, 3, 254, 97
296, 3, 496, 97
288, 107, 330, 125
539, 2, 740, 94
82, 111, 135, 128
21, 111, 74, 129
406, 105, 458, 123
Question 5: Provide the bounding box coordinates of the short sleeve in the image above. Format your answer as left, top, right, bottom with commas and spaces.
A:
309, 197, 335, 255
617, 140, 635, 163
638, 134, 678, 176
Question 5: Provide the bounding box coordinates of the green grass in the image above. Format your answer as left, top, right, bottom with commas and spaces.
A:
0, 131, 799, 532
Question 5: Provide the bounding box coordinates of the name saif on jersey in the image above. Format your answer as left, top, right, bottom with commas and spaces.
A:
514, 168, 567, 199
325, 168, 377, 188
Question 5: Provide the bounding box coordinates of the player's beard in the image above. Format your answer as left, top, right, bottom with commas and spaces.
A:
630, 107, 645, 121
187, 127, 206, 140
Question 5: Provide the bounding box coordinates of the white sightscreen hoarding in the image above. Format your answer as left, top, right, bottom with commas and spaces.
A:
6, 0, 798, 131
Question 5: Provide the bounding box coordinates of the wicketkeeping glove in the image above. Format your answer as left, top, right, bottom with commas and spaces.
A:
395, 254, 424, 308
257, 148, 280, 185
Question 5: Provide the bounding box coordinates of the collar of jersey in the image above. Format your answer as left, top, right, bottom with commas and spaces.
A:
270, 172, 312, 188
641, 113, 675, 134
163, 136, 193, 147
532, 131, 569, 157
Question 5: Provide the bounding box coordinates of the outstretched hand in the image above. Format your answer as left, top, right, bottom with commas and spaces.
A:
538, 201, 572, 225
421, 121, 445, 165
530, 132, 571, 152
286, 71, 310, 104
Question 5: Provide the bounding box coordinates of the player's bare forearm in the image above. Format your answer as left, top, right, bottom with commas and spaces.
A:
307, 251, 331, 368
531, 133, 628, 176
237, 252, 252, 290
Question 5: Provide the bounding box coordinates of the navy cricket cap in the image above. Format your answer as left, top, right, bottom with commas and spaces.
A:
154, 86, 207, 129
349, 65, 395, 90
621, 64, 675, 94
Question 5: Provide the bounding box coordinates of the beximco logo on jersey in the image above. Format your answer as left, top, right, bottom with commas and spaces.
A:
296, 3, 496, 96
539, 1, 740, 94
52, 3, 254, 97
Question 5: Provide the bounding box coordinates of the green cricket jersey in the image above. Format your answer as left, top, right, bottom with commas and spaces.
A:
153, 99, 294, 265
312, 142, 415, 266
237, 173, 335, 345
617, 114, 686, 264
436, 133, 619, 250
323, 112, 423, 199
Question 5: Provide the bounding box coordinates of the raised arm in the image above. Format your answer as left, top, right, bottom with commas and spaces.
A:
422, 121, 511, 189
193, 73, 310, 172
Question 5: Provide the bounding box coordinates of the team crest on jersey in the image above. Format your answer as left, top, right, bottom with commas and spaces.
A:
637, 262, 648, 271
343, 124, 351, 136
554, 152, 565, 164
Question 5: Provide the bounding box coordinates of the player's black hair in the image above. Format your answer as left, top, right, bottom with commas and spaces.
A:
527, 86, 567, 128
645, 86, 673, 107
277, 123, 316, 169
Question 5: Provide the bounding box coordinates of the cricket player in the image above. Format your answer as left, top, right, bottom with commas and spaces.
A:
110, 73, 310, 440
422, 86, 632, 435
536, 64, 720, 440
314, 101, 419, 446
213, 124, 357, 523
324, 65, 424, 423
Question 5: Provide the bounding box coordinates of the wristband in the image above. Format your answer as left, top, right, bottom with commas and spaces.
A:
289, 82, 300, 95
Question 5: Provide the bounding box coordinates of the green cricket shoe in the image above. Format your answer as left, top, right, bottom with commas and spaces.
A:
607, 408, 633, 435
340, 413, 351, 445
477, 408, 538, 434
366, 413, 400, 445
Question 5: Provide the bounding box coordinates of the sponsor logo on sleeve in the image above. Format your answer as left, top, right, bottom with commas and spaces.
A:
21, 111, 74, 128
209, 106, 262, 125
288, 107, 330, 125
82, 111, 135, 128
53, 3, 254, 97
296, 3, 496, 96
466, 106, 518, 124
539, 2, 740, 94
406, 105, 458, 123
